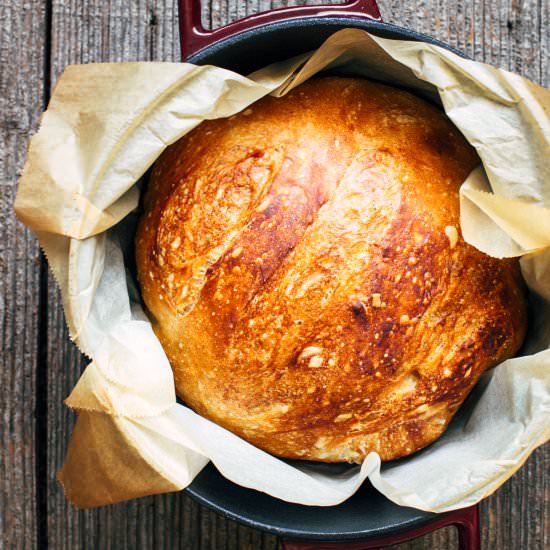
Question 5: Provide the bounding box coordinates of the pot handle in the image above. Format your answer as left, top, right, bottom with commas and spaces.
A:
178, 0, 382, 60
281, 505, 480, 550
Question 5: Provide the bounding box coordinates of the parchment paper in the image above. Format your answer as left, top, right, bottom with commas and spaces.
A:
15, 29, 550, 511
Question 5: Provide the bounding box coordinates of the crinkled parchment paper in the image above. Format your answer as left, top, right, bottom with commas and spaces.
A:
15, 29, 550, 510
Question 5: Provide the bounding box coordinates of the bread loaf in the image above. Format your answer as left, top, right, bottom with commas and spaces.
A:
135, 76, 526, 463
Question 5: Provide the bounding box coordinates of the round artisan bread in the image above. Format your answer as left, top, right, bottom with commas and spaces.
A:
135, 76, 526, 463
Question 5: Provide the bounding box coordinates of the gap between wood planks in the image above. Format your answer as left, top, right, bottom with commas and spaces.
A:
36, 2, 53, 548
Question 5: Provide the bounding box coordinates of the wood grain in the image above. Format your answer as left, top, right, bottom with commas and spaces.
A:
0, 1, 47, 548
0, 0, 546, 549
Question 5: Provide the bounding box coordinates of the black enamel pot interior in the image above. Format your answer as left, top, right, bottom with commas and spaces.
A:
186, 17, 465, 73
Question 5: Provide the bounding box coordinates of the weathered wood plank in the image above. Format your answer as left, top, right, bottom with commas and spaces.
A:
0, 1, 47, 548
44, 0, 547, 549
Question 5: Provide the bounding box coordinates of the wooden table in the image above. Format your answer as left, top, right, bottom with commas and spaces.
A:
1, 1, 548, 548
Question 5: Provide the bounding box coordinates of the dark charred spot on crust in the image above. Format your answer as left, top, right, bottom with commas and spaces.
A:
424, 129, 456, 157
475, 270, 497, 297
498, 283, 514, 309
249, 149, 264, 159
455, 356, 473, 375
289, 348, 302, 369
380, 321, 395, 339
351, 300, 367, 317
479, 324, 508, 357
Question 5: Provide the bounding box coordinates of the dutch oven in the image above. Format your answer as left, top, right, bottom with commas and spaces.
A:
177, 1, 480, 547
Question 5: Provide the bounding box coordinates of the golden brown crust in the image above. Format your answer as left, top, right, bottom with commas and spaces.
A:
135, 76, 527, 463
